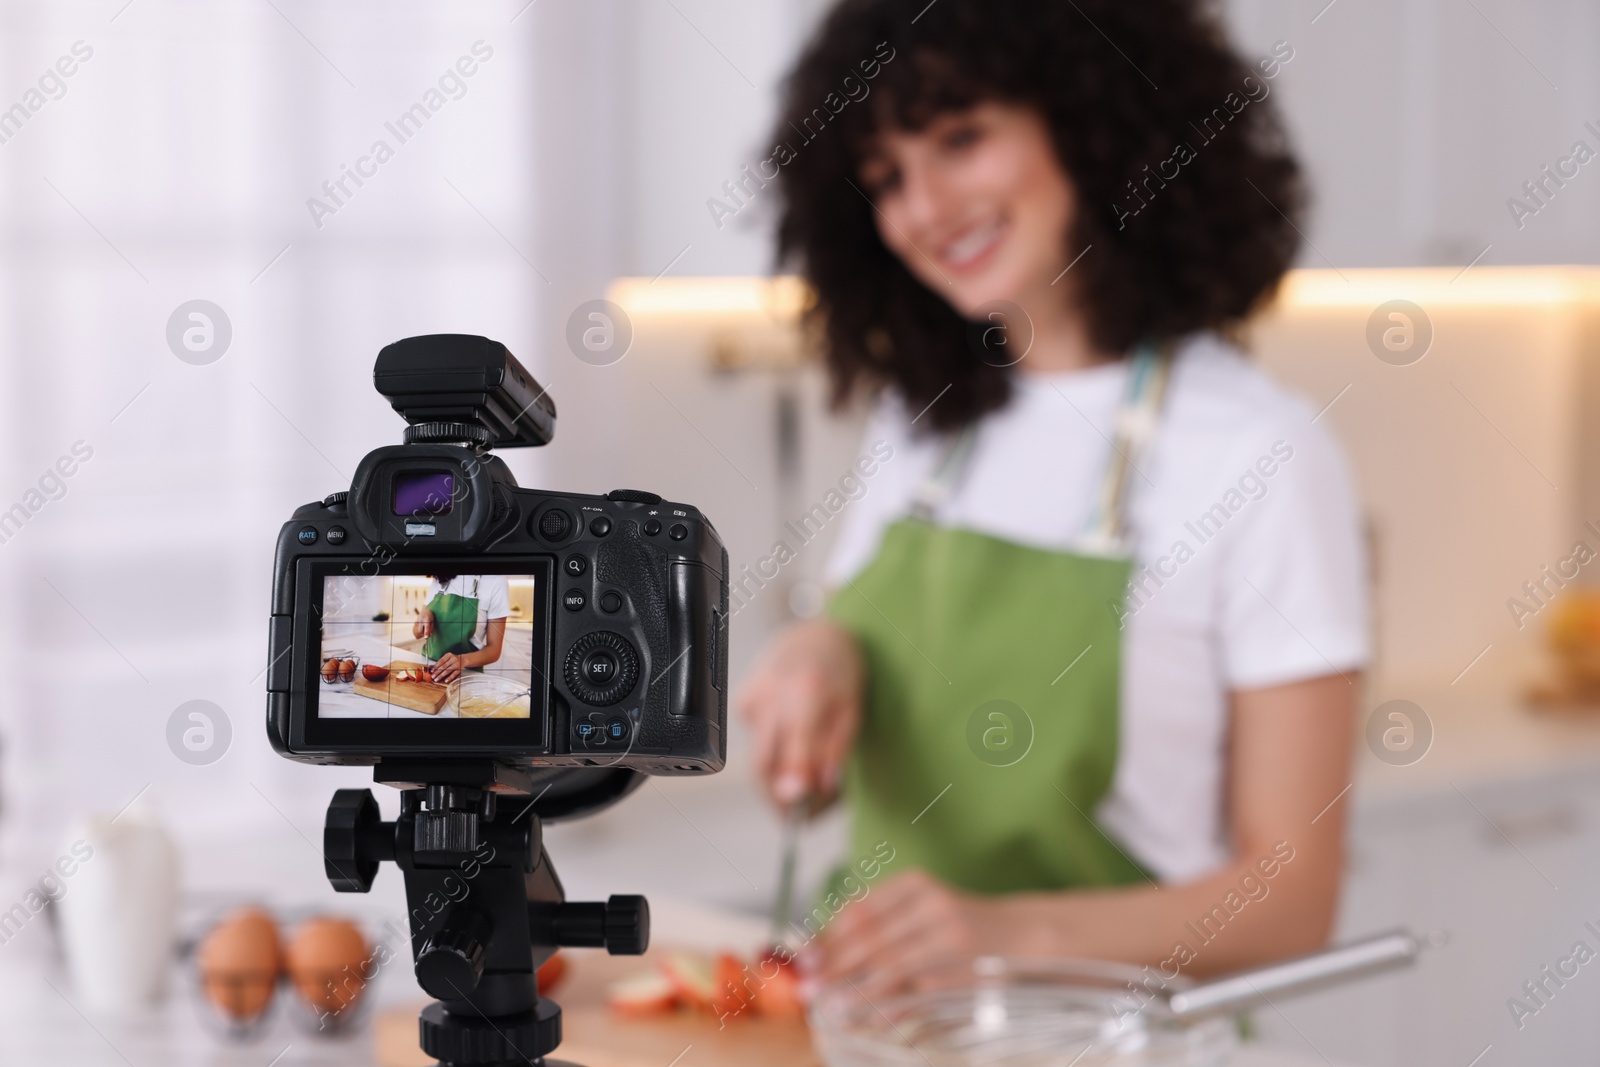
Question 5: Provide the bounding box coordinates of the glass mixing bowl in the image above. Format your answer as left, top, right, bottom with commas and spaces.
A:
810, 957, 1237, 1067
447, 672, 533, 719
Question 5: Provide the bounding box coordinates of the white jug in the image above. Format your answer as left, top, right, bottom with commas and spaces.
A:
54, 810, 180, 1015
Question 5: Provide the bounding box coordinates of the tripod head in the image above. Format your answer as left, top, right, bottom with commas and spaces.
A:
326, 761, 648, 1067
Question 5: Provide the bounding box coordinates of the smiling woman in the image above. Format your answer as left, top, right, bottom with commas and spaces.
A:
741, 0, 1368, 999
771, 0, 1304, 433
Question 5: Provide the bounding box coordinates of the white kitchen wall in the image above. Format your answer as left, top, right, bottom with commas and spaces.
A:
0, 1, 564, 863
618, 0, 1600, 279
1225, 0, 1600, 269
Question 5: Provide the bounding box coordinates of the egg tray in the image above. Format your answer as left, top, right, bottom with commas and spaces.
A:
189, 908, 377, 1042
318, 650, 363, 685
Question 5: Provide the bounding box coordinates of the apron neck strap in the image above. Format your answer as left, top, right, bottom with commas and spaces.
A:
908, 343, 1175, 549
1078, 343, 1173, 554
908, 424, 979, 521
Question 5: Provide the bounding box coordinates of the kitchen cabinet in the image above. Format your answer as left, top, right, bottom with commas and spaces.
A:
1255, 702, 1600, 1066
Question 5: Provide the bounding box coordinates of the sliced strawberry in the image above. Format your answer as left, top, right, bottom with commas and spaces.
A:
660, 951, 716, 1011
536, 951, 568, 995
607, 969, 679, 1017
749, 946, 804, 1021
711, 952, 753, 1020
759, 943, 798, 972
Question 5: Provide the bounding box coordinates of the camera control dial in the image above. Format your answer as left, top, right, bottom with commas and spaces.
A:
563, 631, 639, 706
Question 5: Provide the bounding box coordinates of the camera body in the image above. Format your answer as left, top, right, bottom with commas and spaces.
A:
265, 335, 729, 787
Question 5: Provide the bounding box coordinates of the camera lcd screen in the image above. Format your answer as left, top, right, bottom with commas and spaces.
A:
393, 471, 455, 517
317, 571, 541, 721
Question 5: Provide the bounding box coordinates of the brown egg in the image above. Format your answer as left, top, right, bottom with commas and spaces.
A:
338, 659, 357, 683
198, 906, 282, 1022
321, 658, 340, 684
286, 917, 370, 1016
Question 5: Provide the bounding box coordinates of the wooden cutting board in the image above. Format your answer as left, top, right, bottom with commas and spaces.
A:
374, 949, 822, 1067
352, 661, 449, 716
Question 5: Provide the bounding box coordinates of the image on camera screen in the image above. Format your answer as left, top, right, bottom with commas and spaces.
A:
317, 572, 537, 719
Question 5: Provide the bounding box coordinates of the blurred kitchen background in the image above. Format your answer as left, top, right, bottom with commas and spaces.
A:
4, 0, 1600, 1064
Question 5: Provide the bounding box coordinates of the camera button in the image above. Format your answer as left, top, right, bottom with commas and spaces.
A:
564, 555, 588, 578
563, 631, 639, 706
563, 590, 586, 612
669, 523, 689, 541
537, 509, 574, 542
643, 519, 662, 536
599, 591, 623, 614
606, 717, 629, 742
297, 526, 319, 545
582, 649, 619, 686
574, 720, 599, 744
589, 516, 612, 537
326, 526, 347, 546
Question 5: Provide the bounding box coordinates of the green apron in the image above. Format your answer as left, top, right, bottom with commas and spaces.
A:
423, 580, 482, 661
826, 348, 1171, 895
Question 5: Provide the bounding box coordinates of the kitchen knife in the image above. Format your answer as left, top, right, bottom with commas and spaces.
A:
769, 800, 806, 947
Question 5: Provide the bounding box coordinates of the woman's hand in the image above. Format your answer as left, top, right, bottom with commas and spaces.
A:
737, 618, 864, 810
432, 653, 464, 683
803, 870, 1009, 997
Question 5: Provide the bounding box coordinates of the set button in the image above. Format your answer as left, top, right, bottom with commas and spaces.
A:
582, 649, 619, 687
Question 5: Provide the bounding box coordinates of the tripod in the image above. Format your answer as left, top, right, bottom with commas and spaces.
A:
323, 761, 649, 1067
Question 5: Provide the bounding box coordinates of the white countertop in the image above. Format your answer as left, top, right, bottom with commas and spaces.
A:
2, 694, 1592, 1065
0, 904, 1355, 1067
1352, 690, 1600, 805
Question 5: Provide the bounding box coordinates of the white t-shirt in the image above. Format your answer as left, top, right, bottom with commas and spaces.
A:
824, 336, 1370, 883
425, 574, 511, 651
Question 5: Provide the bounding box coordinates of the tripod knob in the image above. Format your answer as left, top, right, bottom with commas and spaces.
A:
324, 789, 383, 893
528, 894, 650, 955
419, 1000, 562, 1066
415, 807, 480, 853
602, 895, 650, 956
416, 911, 493, 1000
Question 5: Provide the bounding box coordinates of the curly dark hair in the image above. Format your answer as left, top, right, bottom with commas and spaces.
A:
771, 0, 1305, 432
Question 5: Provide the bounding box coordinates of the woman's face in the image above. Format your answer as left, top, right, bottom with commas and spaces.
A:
859, 103, 1075, 318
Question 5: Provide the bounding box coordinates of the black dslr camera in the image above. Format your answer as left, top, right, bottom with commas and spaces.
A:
265, 335, 728, 1067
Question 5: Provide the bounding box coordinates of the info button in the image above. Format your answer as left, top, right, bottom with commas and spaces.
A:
563, 590, 586, 612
